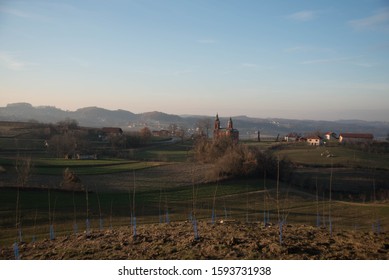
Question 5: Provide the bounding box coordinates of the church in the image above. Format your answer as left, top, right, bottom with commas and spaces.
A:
213, 114, 239, 143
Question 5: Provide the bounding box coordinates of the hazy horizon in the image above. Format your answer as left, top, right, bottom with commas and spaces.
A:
1, 1, 389, 122
2, 101, 389, 123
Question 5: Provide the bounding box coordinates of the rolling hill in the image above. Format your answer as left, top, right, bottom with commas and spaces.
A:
1, 103, 388, 138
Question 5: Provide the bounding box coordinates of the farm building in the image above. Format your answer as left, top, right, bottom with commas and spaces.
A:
99, 127, 124, 142
339, 133, 373, 143
102, 127, 123, 136
284, 133, 300, 142
213, 114, 239, 143
152, 129, 170, 137
307, 136, 323, 146
325, 132, 338, 140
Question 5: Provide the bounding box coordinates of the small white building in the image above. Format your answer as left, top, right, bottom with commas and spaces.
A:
284, 133, 300, 142
324, 132, 337, 140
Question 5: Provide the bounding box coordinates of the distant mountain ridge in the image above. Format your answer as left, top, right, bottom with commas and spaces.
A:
0, 103, 388, 138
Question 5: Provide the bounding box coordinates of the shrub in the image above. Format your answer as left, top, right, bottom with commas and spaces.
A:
193, 138, 293, 181
61, 168, 83, 190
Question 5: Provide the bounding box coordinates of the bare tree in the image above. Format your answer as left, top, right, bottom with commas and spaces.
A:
176, 127, 187, 143
140, 127, 152, 143
196, 118, 212, 138
168, 123, 178, 136
49, 134, 77, 158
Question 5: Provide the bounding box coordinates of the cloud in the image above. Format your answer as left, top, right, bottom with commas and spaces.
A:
287, 10, 316, 22
0, 51, 26, 71
348, 8, 389, 31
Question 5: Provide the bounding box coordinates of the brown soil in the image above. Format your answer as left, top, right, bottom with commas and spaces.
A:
1, 221, 388, 260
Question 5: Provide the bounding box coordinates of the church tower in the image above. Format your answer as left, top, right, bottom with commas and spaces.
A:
227, 117, 233, 130
212, 114, 239, 143
213, 113, 220, 139
214, 113, 220, 130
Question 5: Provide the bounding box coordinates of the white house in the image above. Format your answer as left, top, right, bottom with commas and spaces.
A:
307, 136, 323, 146
284, 133, 300, 142
324, 132, 338, 140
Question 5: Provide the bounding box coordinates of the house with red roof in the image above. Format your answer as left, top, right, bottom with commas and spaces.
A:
307, 135, 323, 146
339, 133, 373, 143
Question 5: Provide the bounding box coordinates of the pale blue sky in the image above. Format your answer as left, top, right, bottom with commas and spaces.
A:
1, 0, 388, 121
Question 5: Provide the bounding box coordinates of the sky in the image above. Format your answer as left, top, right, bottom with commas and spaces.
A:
1, 0, 389, 121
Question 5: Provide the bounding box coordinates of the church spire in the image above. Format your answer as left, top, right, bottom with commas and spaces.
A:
227, 117, 233, 129
214, 113, 220, 130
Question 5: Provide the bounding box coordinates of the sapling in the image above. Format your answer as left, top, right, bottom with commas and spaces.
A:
165, 207, 170, 224
159, 188, 163, 224
276, 156, 280, 224
329, 161, 333, 237
322, 191, 326, 227
315, 177, 320, 227
72, 192, 78, 235
246, 185, 249, 223
371, 175, 381, 234
165, 191, 170, 224
263, 170, 269, 225
96, 192, 103, 231
85, 187, 90, 234
193, 218, 199, 240
128, 189, 132, 227
32, 209, 38, 242
223, 199, 227, 220
279, 221, 284, 245
211, 182, 218, 224
263, 186, 266, 224
109, 199, 113, 230
372, 219, 381, 234
13, 242, 20, 260
48, 188, 51, 237
14, 187, 21, 259
15, 186, 22, 242
48, 188, 57, 240
52, 196, 58, 240
127, 172, 137, 236
191, 164, 199, 240
132, 171, 136, 237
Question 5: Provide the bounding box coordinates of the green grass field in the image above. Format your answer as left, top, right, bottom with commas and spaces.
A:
1, 134, 388, 247
129, 142, 193, 162
0, 157, 166, 175
273, 144, 389, 169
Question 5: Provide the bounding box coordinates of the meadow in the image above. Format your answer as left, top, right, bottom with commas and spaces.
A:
0, 123, 388, 259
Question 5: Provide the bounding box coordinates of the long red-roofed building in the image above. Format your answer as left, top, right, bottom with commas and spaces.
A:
339, 133, 373, 143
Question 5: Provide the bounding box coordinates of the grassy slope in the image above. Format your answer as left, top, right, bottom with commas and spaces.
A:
273, 144, 389, 169
1, 138, 388, 247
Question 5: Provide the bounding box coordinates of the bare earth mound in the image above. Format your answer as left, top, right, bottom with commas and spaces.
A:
1, 221, 388, 260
